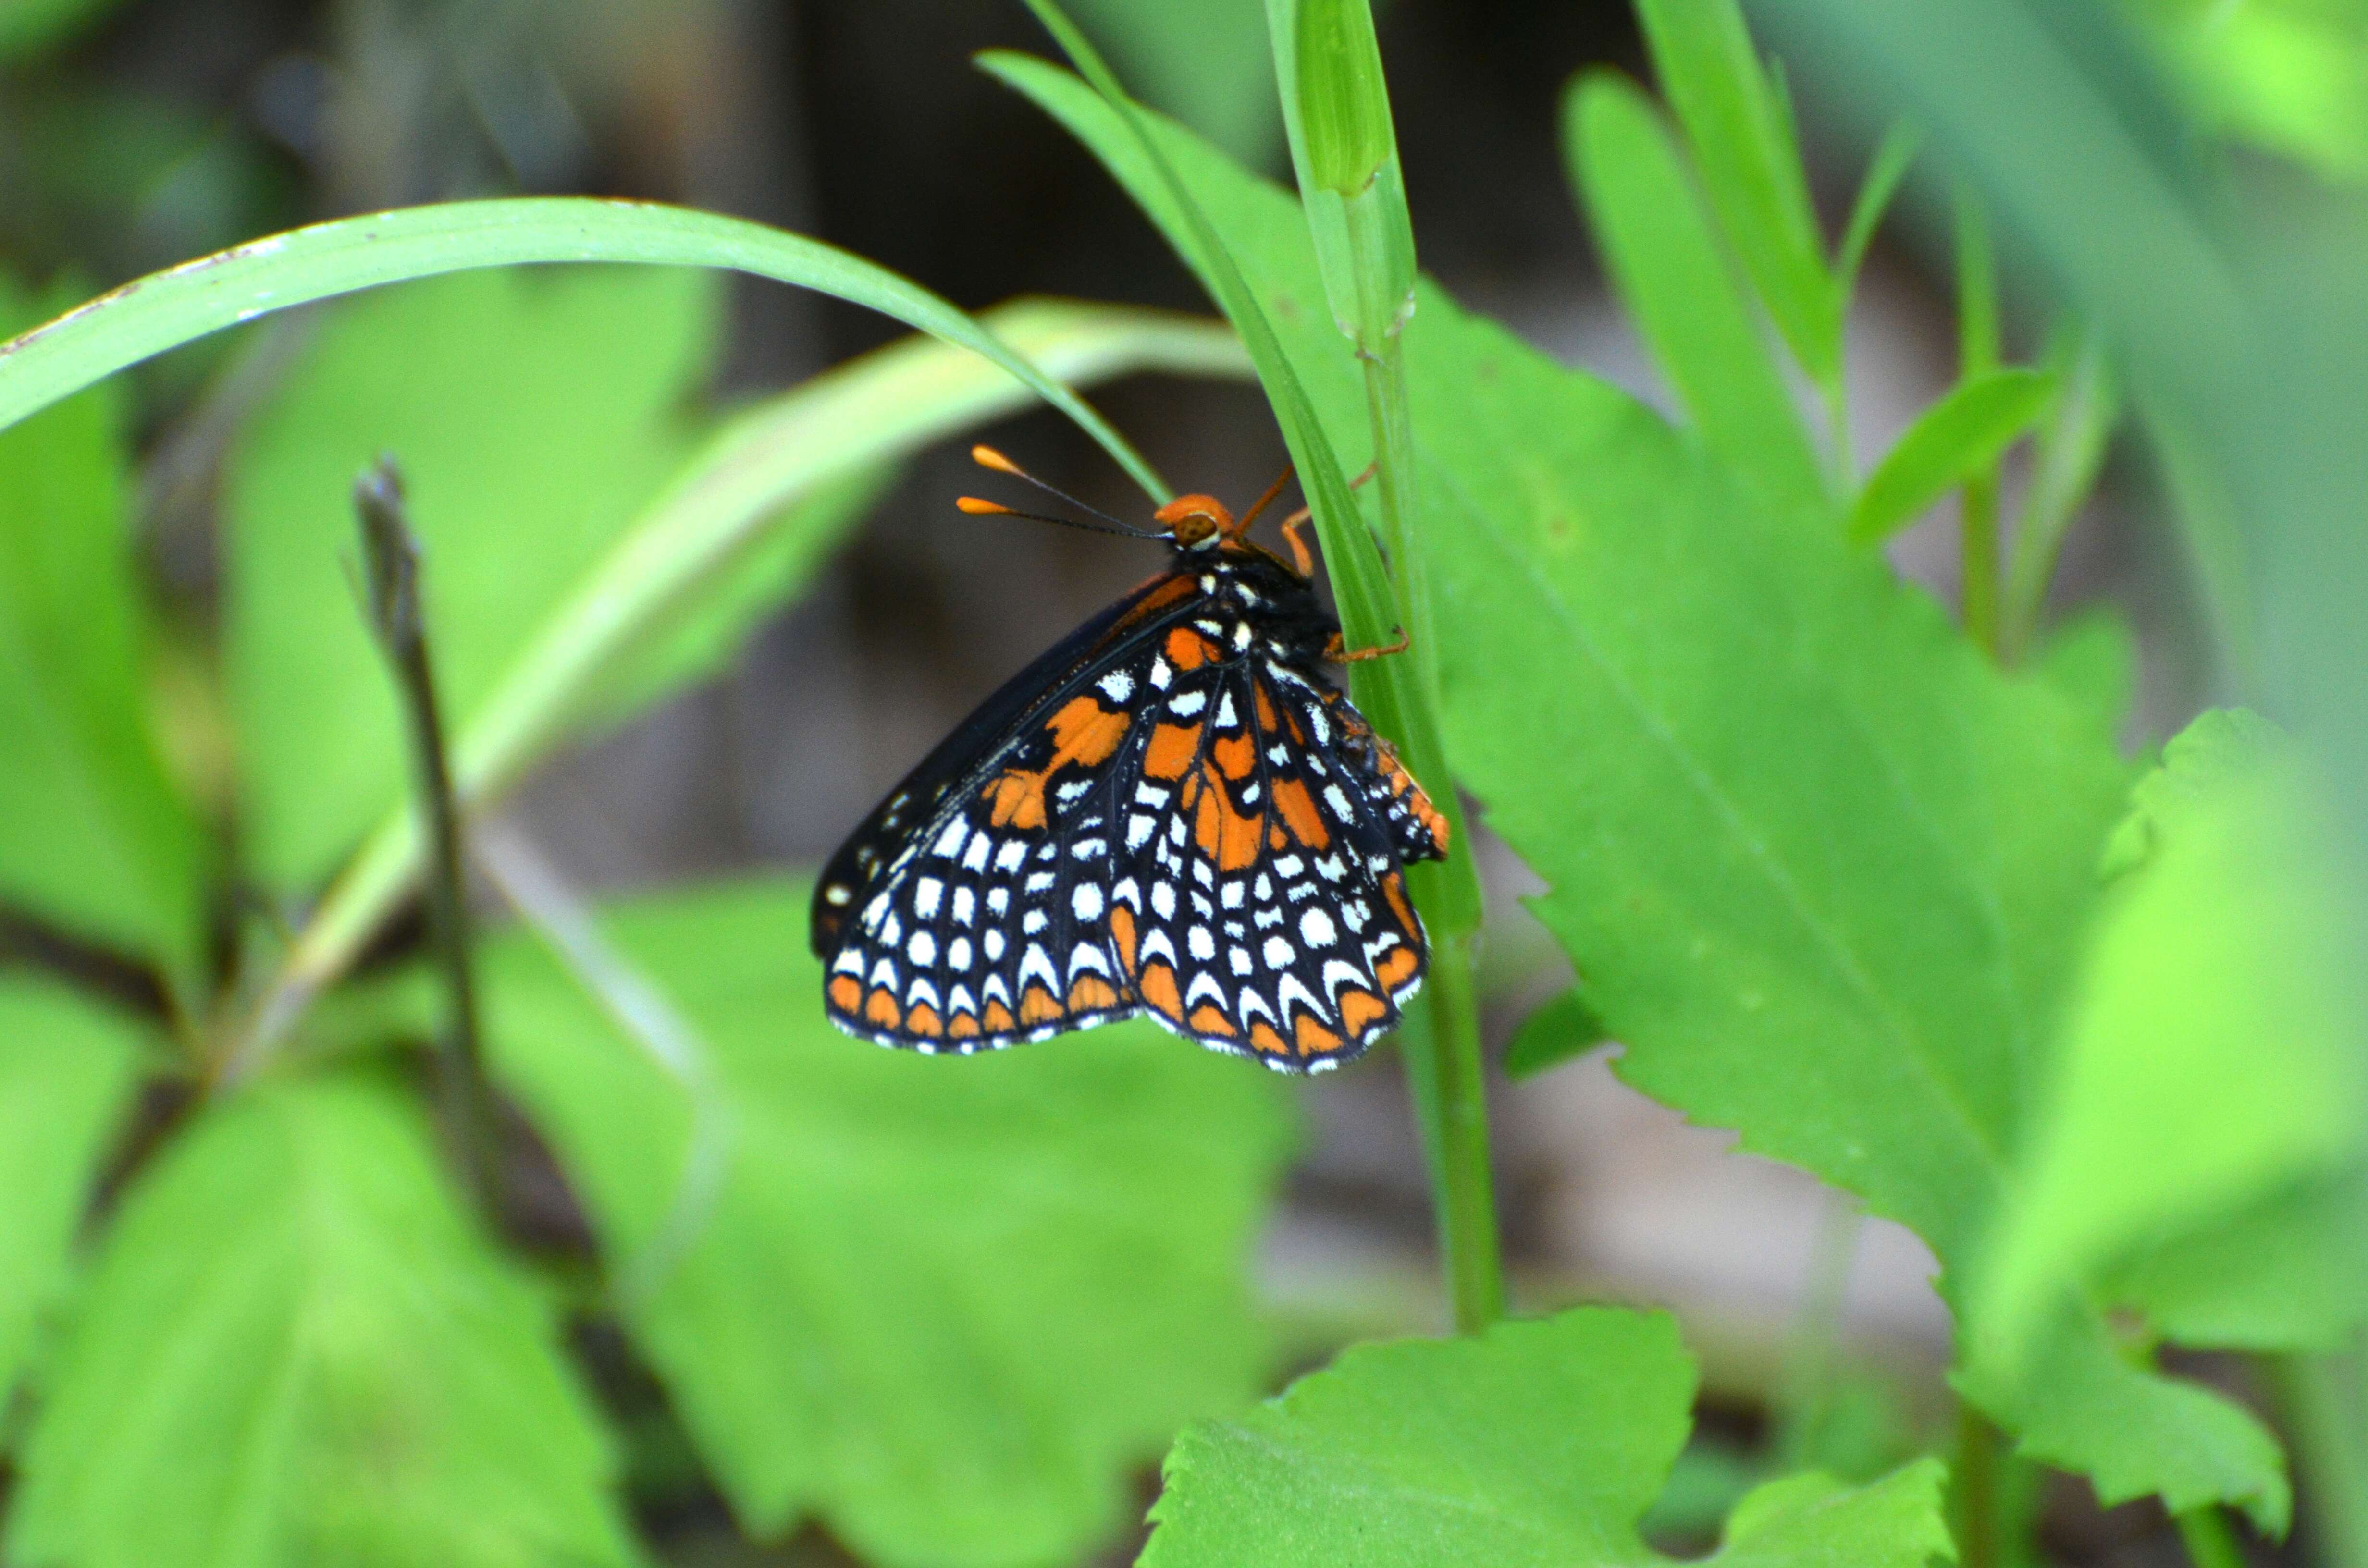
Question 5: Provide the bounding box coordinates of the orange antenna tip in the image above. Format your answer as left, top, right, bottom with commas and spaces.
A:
956, 496, 1016, 515
970, 445, 1025, 477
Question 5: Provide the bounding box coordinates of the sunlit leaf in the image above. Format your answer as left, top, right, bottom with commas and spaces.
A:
1140, 1307, 1953, 1568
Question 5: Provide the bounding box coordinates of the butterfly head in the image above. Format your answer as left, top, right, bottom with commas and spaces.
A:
1153, 493, 1235, 551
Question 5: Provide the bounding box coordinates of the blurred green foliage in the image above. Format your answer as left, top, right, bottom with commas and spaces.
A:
0, 0, 2361, 1565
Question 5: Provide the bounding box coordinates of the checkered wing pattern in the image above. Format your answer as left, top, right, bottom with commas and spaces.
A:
813, 575, 1450, 1073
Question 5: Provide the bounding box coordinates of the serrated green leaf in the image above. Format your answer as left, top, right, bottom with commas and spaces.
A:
226, 266, 719, 892
1849, 368, 2056, 544
0, 979, 147, 1407
1634, 0, 1840, 387
985, 49, 2282, 1527
7, 1073, 639, 1568
479, 877, 1295, 1568
1140, 1307, 1952, 1568
1502, 985, 1609, 1080
1563, 72, 1829, 521
1971, 713, 2367, 1378
0, 276, 206, 976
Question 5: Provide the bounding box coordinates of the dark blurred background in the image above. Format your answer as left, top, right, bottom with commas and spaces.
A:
0, 2, 2231, 1560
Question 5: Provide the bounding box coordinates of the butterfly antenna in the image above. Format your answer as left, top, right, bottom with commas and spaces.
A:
968, 445, 1156, 535
955, 496, 1164, 540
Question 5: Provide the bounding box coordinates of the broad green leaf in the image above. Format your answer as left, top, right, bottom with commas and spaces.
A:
226, 265, 719, 891
8, 1073, 638, 1568
0, 198, 1164, 499
1634, 0, 1840, 387
986, 50, 2280, 1526
1971, 712, 2368, 1371
480, 877, 1295, 1568
248, 299, 1248, 1057
1849, 368, 2055, 543
1564, 72, 1829, 520
1502, 985, 1610, 1080
0, 979, 147, 1406
0, 277, 205, 975
1139, 1307, 1953, 1568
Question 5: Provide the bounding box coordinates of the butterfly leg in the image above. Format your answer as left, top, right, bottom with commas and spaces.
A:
1325, 626, 1411, 663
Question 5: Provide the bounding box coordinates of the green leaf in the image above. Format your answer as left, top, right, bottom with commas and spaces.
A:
984, 50, 2280, 1526
1849, 367, 2055, 543
0, 979, 147, 1407
0, 276, 206, 976
0, 197, 1164, 500
1970, 712, 2368, 1372
226, 266, 718, 892
8, 1073, 639, 1568
1502, 985, 1609, 1080
1139, 1307, 1953, 1568
246, 298, 1247, 1054
1563, 72, 1830, 520
1633, 0, 1840, 388
480, 877, 1295, 1568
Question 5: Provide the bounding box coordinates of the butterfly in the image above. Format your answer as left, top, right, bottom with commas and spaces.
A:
810, 446, 1448, 1073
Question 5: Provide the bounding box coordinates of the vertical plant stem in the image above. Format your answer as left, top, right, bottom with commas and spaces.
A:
2173, 1506, 2245, 1568
2272, 1343, 2368, 1568
352, 458, 500, 1209
1954, 183, 2002, 658
1950, 1400, 2002, 1568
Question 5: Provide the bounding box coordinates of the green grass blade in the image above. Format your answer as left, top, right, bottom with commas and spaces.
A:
1634, 0, 1839, 387
225, 301, 1247, 1072
1836, 122, 1922, 299
1564, 71, 1830, 520
1849, 367, 2054, 545
0, 197, 1170, 502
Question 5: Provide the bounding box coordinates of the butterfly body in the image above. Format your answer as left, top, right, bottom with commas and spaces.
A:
812, 485, 1447, 1073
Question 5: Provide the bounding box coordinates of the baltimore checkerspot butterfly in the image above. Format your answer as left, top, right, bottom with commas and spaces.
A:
811, 446, 1448, 1073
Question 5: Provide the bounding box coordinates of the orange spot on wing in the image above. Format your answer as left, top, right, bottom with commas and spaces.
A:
948, 1011, 981, 1039
1272, 777, 1331, 850
828, 976, 862, 1013
864, 988, 902, 1028
1164, 626, 1212, 670
1213, 733, 1255, 779
983, 999, 1016, 1032
1068, 975, 1120, 1012
1110, 905, 1139, 973
1249, 1021, 1289, 1057
1187, 1004, 1238, 1038
1376, 946, 1420, 992
1140, 963, 1184, 1022
1020, 986, 1065, 1026
1295, 1016, 1344, 1056
906, 1004, 944, 1038
1145, 723, 1202, 780
1339, 989, 1389, 1035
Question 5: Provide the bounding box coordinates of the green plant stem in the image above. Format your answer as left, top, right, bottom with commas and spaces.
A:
1949, 1400, 2002, 1568
2173, 1506, 2245, 1568
1954, 184, 2002, 659
348, 460, 499, 1210
2272, 1344, 2368, 1568
1395, 931, 1502, 1331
